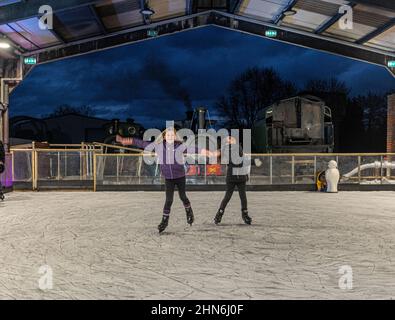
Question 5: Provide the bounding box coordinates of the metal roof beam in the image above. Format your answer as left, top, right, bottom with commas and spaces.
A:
230, 0, 243, 14
186, 0, 193, 14
356, 18, 395, 44
216, 10, 394, 65
89, 5, 107, 35
0, 0, 103, 25
48, 15, 67, 44
5, 23, 41, 49
273, 0, 298, 25
48, 28, 66, 44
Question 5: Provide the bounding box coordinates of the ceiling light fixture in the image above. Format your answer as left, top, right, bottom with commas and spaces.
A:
283, 9, 297, 16
0, 41, 11, 49
140, 2, 155, 17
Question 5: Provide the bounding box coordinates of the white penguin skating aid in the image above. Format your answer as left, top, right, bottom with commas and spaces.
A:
325, 160, 340, 193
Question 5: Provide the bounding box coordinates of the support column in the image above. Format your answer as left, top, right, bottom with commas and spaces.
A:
387, 94, 395, 154
0, 57, 23, 152
1, 81, 10, 152
386, 94, 395, 178
2, 83, 9, 152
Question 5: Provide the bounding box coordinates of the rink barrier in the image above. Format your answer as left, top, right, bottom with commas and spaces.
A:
10, 142, 104, 190
93, 153, 395, 192
6, 147, 395, 191
11, 147, 102, 190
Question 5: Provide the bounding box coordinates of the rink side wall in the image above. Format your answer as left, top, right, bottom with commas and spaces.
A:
11, 183, 395, 192
8, 146, 395, 192
93, 184, 395, 192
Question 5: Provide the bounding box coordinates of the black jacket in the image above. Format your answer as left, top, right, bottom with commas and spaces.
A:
221, 143, 249, 183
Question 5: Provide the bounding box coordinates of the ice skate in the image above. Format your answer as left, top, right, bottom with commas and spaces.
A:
158, 215, 169, 233
214, 209, 224, 225
241, 209, 252, 225
185, 207, 194, 226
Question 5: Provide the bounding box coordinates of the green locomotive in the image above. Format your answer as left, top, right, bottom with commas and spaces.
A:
252, 95, 334, 153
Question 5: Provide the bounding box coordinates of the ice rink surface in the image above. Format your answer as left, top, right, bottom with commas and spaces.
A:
0, 191, 395, 300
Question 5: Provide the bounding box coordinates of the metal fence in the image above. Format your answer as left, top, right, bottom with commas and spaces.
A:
10, 144, 102, 190
6, 146, 395, 191
94, 153, 395, 190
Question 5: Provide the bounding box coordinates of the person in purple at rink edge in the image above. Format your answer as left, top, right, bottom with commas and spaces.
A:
116, 127, 212, 233
0, 140, 5, 201
0, 140, 5, 175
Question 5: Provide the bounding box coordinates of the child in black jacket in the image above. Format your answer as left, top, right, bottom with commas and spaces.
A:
213, 136, 252, 225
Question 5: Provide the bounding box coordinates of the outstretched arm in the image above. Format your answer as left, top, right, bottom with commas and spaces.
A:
208, 149, 220, 157
196, 148, 220, 157
116, 135, 152, 149
116, 135, 133, 146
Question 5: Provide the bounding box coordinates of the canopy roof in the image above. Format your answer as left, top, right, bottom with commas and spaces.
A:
0, 0, 394, 74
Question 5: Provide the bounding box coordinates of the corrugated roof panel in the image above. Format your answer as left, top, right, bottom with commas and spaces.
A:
54, 6, 103, 41
0, 23, 39, 50
365, 25, 395, 51
238, 0, 289, 21
295, 0, 341, 16
353, 7, 394, 27
316, 0, 349, 5
7, 17, 61, 48
354, 4, 395, 22
95, 0, 142, 30
323, 4, 395, 42
282, 10, 332, 32
282, 0, 348, 32
150, 0, 186, 21
96, 0, 140, 16
323, 22, 376, 41
100, 10, 142, 30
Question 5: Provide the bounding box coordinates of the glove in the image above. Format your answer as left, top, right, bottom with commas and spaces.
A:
115, 135, 123, 144
0, 162, 4, 174
254, 158, 263, 167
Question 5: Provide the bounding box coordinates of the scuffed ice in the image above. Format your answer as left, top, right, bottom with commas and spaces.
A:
0, 191, 395, 299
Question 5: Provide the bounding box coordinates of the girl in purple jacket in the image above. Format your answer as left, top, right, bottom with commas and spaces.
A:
117, 128, 211, 233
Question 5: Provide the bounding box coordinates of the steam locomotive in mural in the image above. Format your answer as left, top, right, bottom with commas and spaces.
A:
103, 118, 145, 153
252, 95, 334, 153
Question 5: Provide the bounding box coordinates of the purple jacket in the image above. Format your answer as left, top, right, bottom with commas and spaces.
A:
133, 138, 199, 180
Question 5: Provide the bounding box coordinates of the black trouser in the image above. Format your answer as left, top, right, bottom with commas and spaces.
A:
220, 181, 248, 211
163, 176, 191, 215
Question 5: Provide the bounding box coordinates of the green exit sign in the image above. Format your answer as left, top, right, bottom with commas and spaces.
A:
388, 61, 395, 68
24, 57, 37, 65
265, 29, 278, 38
147, 30, 158, 37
